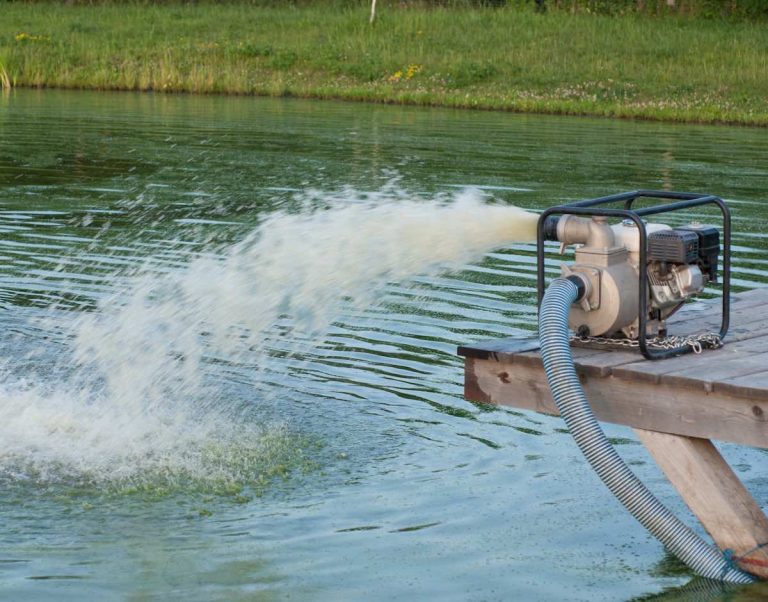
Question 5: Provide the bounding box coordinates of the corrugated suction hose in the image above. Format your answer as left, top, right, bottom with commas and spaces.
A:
538, 277, 754, 584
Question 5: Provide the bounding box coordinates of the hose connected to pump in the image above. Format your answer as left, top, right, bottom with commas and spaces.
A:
539, 277, 754, 584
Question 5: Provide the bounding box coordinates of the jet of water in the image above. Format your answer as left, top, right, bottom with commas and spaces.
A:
0, 186, 539, 487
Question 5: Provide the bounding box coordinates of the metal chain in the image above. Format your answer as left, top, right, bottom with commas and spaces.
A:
570, 332, 723, 354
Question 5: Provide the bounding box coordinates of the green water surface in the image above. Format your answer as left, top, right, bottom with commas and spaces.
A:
0, 90, 767, 601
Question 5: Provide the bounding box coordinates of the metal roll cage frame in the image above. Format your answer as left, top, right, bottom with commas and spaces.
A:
536, 190, 731, 360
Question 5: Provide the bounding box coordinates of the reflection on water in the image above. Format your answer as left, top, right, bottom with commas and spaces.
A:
633, 572, 768, 602
0, 89, 766, 601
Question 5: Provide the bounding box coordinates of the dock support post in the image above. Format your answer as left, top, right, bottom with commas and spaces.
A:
635, 429, 768, 580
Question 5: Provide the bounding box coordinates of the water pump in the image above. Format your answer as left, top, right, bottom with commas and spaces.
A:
533, 191, 752, 583
537, 190, 730, 359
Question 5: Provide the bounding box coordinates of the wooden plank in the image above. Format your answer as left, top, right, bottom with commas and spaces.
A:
465, 356, 768, 447
458, 289, 768, 363
512, 347, 638, 373
460, 296, 768, 387
612, 340, 768, 387
634, 429, 768, 579
660, 288, 768, 326
672, 289, 768, 322
471, 337, 768, 389
457, 336, 539, 360
569, 350, 647, 377
727, 334, 768, 353
671, 306, 768, 341
660, 351, 768, 391
728, 287, 768, 306
717, 370, 768, 400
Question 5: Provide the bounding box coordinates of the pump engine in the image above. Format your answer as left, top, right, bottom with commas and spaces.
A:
537, 190, 730, 359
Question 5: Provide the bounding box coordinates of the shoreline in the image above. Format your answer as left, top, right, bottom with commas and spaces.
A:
8, 83, 765, 129
3, 3, 767, 127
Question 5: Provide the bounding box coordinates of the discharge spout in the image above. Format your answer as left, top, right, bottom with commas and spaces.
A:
542, 215, 617, 250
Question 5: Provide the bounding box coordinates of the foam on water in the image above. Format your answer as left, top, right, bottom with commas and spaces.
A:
0, 187, 538, 488
0, 381, 297, 489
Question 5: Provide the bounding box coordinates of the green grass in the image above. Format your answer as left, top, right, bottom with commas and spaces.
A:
2, 2, 767, 125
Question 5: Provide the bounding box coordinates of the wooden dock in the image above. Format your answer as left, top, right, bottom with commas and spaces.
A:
458, 288, 768, 579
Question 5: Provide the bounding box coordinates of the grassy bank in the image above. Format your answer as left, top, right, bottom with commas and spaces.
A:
1, 2, 767, 125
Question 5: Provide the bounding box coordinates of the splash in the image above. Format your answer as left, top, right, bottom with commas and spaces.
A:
0, 186, 538, 488
0, 382, 303, 491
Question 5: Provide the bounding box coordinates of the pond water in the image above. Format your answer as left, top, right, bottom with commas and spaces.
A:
1, 89, 767, 601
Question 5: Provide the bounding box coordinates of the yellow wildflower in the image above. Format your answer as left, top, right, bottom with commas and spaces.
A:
15, 32, 48, 43
405, 64, 421, 80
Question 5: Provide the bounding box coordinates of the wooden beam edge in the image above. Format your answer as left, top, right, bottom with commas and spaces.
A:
464, 357, 768, 448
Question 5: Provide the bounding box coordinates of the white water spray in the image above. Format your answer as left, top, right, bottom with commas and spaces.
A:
0, 187, 538, 487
